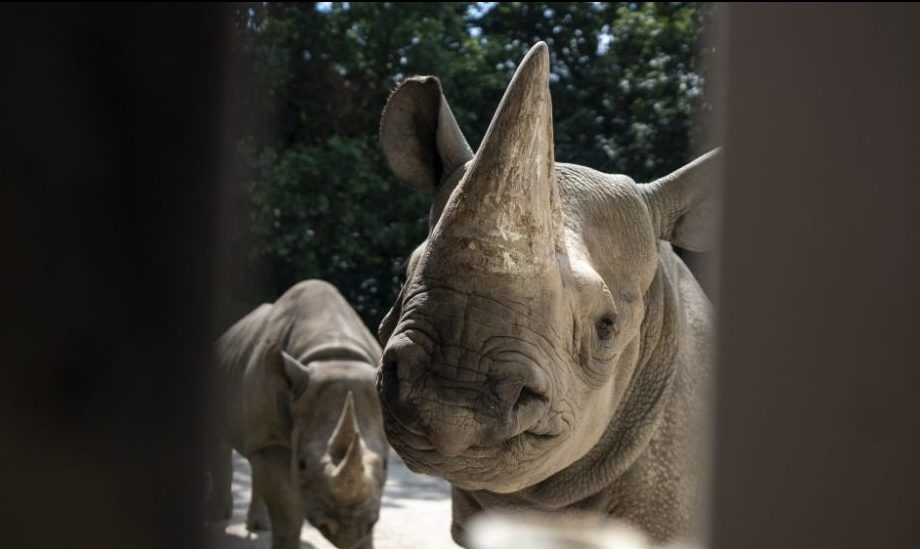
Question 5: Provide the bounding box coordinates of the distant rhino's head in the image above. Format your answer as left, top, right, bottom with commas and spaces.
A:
376, 42, 717, 493
281, 354, 386, 549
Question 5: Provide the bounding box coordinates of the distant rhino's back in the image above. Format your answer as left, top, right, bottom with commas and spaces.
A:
217, 303, 274, 371
270, 279, 381, 361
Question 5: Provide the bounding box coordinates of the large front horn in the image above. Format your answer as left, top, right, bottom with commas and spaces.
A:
424, 42, 562, 279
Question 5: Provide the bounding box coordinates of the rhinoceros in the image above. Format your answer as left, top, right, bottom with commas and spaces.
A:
206, 280, 388, 549
376, 42, 717, 544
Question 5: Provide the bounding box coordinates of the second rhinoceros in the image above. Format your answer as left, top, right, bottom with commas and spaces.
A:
207, 280, 387, 549
376, 42, 717, 544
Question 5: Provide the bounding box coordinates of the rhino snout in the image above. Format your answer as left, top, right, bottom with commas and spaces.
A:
378, 333, 550, 457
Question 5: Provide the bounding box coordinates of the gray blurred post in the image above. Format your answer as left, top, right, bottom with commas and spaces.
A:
711, 4, 920, 549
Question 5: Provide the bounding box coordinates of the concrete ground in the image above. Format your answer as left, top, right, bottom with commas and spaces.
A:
205, 450, 460, 549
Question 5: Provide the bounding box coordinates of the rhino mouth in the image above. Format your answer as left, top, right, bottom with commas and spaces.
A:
380, 397, 568, 486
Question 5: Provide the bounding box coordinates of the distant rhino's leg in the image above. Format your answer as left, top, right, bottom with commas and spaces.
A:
450, 487, 482, 548
246, 471, 270, 531
204, 438, 233, 521
250, 447, 302, 549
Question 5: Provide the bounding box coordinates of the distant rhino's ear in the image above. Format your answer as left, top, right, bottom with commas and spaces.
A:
380, 76, 473, 191
281, 351, 310, 399
640, 148, 722, 252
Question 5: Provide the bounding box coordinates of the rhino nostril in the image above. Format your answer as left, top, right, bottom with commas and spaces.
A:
513, 386, 546, 412
382, 334, 428, 385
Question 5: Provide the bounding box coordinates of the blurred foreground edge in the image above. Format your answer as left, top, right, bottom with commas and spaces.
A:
0, 5, 230, 549
712, 4, 920, 549
468, 512, 655, 549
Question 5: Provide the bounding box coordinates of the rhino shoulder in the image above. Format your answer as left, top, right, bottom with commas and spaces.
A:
275, 279, 382, 362
660, 243, 712, 339
657, 243, 713, 377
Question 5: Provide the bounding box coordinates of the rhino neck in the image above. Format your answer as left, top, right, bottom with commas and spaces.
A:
291, 333, 378, 368
472, 244, 684, 508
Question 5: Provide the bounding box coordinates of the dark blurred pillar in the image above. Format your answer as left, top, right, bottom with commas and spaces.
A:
0, 5, 230, 549
712, 4, 920, 549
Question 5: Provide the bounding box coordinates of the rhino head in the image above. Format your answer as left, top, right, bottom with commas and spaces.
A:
281, 353, 386, 549
376, 42, 716, 494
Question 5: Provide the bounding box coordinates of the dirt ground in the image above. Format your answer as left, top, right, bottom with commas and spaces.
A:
205, 450, 460, 549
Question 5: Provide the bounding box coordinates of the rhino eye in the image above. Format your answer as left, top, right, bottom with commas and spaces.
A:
595, 316, 615, 341
297, 458, 307, 471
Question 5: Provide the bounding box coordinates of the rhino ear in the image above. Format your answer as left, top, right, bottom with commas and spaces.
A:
640, 149, 722, 252
281, 350, 310, 399
380, 76, 473, 191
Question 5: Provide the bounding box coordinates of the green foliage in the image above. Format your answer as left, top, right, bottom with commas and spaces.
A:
476, 2, 710, 178
231, 2, 711, 327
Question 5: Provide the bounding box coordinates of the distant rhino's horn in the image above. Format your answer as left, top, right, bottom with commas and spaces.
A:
327, 391, 359, 463
332, 432, 366, 487
425, 42, 561, 277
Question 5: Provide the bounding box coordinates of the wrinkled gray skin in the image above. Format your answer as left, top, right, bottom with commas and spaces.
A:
376, 42, 717, 545
205, 280, 388, 549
